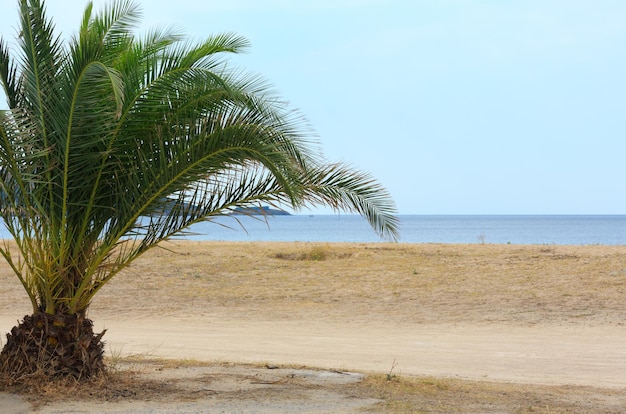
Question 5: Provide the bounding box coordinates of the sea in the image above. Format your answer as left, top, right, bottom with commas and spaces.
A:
171, 214, 626, 245
0, 215, 624, 245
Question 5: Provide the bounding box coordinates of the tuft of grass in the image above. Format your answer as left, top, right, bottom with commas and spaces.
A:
386, 358, 398, 381
271, 244, 351, 261
307, 245, 329, 261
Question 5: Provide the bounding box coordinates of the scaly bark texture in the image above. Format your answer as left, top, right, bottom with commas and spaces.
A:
0, 312, 106, 380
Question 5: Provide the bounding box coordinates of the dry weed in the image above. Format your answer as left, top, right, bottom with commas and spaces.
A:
271, 244, 353, 261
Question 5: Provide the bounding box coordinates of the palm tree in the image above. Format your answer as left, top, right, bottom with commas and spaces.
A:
0, 0, 398, 380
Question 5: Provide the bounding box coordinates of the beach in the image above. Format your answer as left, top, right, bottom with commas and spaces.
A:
1, 241, 626, 412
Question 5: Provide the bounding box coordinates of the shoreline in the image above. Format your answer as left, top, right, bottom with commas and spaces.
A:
4, 213, 626, 245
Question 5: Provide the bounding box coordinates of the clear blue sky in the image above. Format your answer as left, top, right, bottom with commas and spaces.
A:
1, 0, 625, 215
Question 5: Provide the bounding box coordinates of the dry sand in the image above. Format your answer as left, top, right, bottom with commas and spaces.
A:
1, 241, 626, 412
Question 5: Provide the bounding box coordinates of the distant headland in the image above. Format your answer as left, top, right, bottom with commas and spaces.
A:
230, 206, 291, 216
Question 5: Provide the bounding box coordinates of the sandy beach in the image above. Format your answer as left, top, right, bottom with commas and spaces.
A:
1, 241, 626, 412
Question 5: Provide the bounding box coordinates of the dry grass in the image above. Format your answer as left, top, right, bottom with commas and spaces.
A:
354, 374, 626, 413
82, 241, 626, 326
0, 359, 184, 409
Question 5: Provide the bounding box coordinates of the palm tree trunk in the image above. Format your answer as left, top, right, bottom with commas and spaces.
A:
0, 312, 106, 380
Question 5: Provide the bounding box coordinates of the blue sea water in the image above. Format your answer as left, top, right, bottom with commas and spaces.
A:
174, 215, 626, 245
1, 215, 624, 245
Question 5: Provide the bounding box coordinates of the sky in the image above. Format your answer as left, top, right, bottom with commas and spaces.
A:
1, 0, 625, 215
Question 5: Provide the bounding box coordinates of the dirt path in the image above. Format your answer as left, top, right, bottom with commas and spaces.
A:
4, 316, 626, 388
84, 317, 626, 388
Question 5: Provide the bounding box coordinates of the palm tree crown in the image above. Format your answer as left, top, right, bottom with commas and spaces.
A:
0, 0, 397, 379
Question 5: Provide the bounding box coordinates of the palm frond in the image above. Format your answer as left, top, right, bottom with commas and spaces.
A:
18, 0, 64, 118
0, 38, 20, 108
300, 163, 400, 241
90, 0, 140, 54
